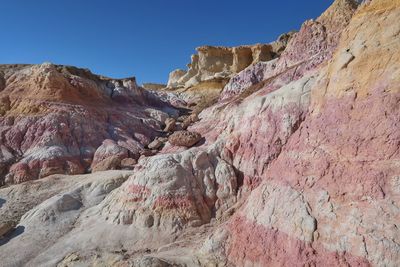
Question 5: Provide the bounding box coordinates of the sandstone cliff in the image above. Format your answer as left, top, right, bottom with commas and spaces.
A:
167, 33, 294, 90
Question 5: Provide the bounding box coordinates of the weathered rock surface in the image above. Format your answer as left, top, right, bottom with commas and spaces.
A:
0, 63, 178, 184
168, 131, 202, 147
0, 171, 133, 266
1, 1, 399, 267
198, 1, 400, 266
220, 0, 358, 101
167, 34, 295, 89
0, 221, 16, 237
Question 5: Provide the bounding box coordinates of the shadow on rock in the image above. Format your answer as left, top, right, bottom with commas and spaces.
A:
194, 137, 206, 147
0, 225, 25, 246
0, 198, 5, 208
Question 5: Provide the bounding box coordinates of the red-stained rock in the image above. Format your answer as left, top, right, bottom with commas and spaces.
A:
226, 216, 370, 267
199, 2, 400, 266
0, 64, 180, 183
220, 0, 358, 101
1, 1, 400, 266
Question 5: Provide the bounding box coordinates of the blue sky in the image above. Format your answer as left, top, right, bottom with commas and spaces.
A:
1, 0, 334, 84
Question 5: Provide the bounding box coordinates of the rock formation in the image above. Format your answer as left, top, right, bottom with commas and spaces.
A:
161, 32, 295, 113
1, 0, 399, 266
220, 0, 358, 101
0, 63, 179, 184
167, 34, 294, 89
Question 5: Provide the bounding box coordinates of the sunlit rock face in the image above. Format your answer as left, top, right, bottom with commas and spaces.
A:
166, 33, 294, 90
1, 0, 400, 266
220, 0, 358, 102
0, 64, 178, 184
199, 0, 400, 266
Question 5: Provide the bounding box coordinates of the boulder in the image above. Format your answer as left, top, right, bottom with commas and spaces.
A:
91, 155, 121, 172
168, 131, 202, 147
91, 140, 128, 172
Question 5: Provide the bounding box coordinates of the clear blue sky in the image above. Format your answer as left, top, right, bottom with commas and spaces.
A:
1, 0, 334, 84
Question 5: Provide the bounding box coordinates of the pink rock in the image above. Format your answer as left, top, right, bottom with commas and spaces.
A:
226, 216, 370, 267
0, 64, 180, 183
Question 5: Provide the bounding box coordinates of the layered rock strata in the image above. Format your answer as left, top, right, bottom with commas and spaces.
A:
1, 1, 399, 266
0, 63, 178, 184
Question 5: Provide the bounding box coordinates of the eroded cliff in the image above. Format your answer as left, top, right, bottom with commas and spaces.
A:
0, 0, 399, 266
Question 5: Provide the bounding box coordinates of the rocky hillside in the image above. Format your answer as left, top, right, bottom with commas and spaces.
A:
1, 0, 399, 266
0, 63, 181, 184
161, 33, 294, 113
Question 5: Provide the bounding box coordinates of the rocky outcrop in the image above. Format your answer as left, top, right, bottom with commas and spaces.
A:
199, 1, 400, 266
0, 63, 179, 184
220, 0, 358, 101
167, 33, 295, 89
1, 1, 399, 266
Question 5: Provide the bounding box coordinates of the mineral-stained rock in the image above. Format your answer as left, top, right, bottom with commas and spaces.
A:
220, 0, 358, 101
198, 1, 400, 266
1, 1, 400, 267
168, 131, 202, 147
100, 146, 238, 230
0, 63, 179, 183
